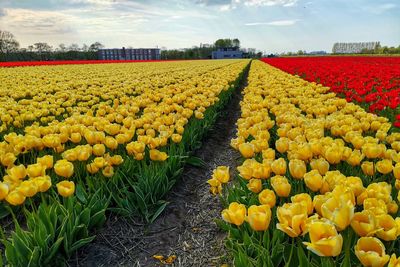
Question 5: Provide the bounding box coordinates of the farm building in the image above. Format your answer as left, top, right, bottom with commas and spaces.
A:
212, 47, 243, 59
98, 48, 161, 60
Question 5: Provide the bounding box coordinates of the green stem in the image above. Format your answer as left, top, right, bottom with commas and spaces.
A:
285, 238, 295, 267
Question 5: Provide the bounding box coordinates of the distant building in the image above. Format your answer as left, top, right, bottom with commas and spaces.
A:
212, 47, 243, 59
332, 42, 380, 54
98, 47, 161, 60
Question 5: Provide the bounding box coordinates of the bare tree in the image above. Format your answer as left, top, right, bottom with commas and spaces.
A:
81, 43, 89, 52
88, 41, 104, 51
0, 30, 20, 53
68, 43, 80, 51
58, 43, 67, 52
33, 42, 52, 53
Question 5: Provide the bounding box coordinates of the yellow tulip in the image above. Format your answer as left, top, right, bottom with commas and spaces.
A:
26, 163, 46, 178
303, 221, 343, 257
376, 159, 393, 174
394, 163, 400, 179
54, 159, 74, 178
270, 175, 291, 197
375, 214, 398, 241
110, 155, 124, 166
105, 136, 118, 150
238, 143, 255, 158
93, 144, 106, 156
56, 180, 75, 197
7, 164, 27, 180
304, 170, 323, 192
87, 163, 100, 174
355, 237, 390, 267
37, 155, 54, 169
221, 202, 246, 226
291, 193, 313, 215
171, 134, 182, 143
1, 152, 17, 167
258, 189, 276, 208
346, 149, 364, 166
363, 198, 388, 215
275, 138, 289, 153
6, 190, 26, 205
237, 164, 253, 180
102, 165, 114, 178
18, 180, 38, 197
247, 179, 262, 193
149, 149, 168, 161
34, 176, 52, 192
310, 158, 330, 175
247, 205, 271, 231
321, 196, 354, 231
271, 158, 287, 175
213, 166, 230, 183
388, 254, 400, 267
351, 210, 377, 237
0, 182, 9, 200
324, 146, 342, 164
361, 161, 375, 176
276, 202, 308, 237
70, 132, 82, 143
288, 159, 306, 180
362, 143, 383, 159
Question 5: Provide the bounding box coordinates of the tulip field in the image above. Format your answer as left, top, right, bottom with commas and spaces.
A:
0, 59, 249, 266
210, 59, 400, 267
1, 56, 400, 266
262, 57, 400, 126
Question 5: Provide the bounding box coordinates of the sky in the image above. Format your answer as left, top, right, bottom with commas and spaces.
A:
0, 0, 399, 53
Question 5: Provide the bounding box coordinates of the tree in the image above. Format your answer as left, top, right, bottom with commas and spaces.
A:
33, 42, 52, 53
58, 43, 67, 52
68, 43, 80, 51
0, 30, 20, 54
81, 44, 89, 52
89, 42, 104, 51
232, 38, 240, 48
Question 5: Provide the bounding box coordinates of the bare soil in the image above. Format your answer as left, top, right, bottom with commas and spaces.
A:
69, 71, 246, 267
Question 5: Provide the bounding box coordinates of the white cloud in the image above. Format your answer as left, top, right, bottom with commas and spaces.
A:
245, 19, 299, 26
241, 0, 298, 7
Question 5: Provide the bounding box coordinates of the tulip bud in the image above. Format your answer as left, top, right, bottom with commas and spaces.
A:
238, 143, 255, 158
56, 180, 75, 197
288, 159, 306, 180
247, 179, 262, 193
270, 175, 291, 197
304, 170, 323, 192
361, 161, 375, 176
376, 159, 393, 174
221, 202, 246, 226
271, 158, 287, 175
258, 189, 276, 208
5, 190, 26, 205
54, 159, 74, 178
213, 166, 230, 184
247, 205, 271, 231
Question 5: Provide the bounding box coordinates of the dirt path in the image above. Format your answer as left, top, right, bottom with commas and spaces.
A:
69, 67, 247, 267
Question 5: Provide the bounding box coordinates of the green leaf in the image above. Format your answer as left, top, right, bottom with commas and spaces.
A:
149, 202, 168, 224
296, 239, 309, 267
75, 184, 87, 204
186, 156, 206, 168
68, 236, 96, 254
44, 237, 64, 265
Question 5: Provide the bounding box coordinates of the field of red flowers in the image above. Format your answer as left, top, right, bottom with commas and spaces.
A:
0, 59, 165, 68
262, 56, 400, 127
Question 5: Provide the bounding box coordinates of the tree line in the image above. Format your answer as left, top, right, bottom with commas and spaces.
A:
0, 30, 105, 61
1, 31, 263, 61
